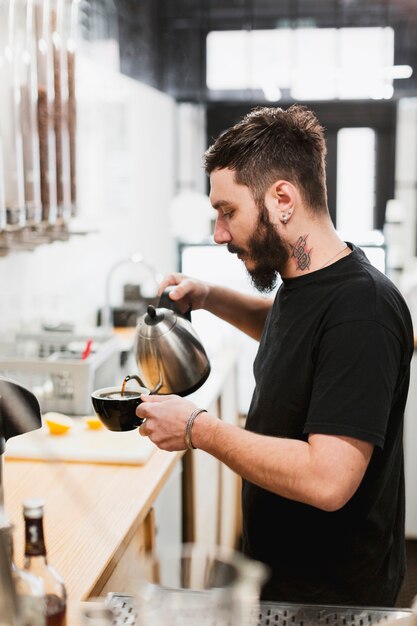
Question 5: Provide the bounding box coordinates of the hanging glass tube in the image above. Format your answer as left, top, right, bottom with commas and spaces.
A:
15, 0, 42, 227
64, 0, 78, 216
0, 0, 26, 231
51, 0, 71, 224
34, 0, 57, 225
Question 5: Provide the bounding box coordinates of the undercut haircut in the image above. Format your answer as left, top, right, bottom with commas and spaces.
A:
204, 105, 329, 214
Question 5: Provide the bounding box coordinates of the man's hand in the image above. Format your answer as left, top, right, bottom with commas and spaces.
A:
158, 272, 272, 341
136, 394, 200, 451
158, 273, 211, 315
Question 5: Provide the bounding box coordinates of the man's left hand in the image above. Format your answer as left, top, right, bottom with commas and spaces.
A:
136, 394, 198, 451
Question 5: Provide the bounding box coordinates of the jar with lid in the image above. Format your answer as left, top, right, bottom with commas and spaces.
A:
0, 0, 26, 231
15, 0, 43, 227
34, 0, 58, 225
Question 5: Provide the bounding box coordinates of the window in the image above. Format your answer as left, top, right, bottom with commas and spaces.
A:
336, 127, 376, 233
207, 27, 396, 100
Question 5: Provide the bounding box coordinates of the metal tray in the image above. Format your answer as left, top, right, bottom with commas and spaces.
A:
256, 603, 412, 626
104, 592, 413, 626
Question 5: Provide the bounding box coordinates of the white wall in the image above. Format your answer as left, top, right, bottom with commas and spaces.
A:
0, 59, 177, 334
394, 98, 417, 538
395, 98, 417, 265
176, 103, 207, 194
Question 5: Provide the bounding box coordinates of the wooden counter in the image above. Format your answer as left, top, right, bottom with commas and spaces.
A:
4, 448, 182, 624
3, 344, 240, 625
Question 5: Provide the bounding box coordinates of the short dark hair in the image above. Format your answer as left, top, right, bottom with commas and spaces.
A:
204, 104, 328, 214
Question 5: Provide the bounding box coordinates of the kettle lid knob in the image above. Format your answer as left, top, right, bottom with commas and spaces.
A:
144, 304, 164, 325
147, 305, 157, 318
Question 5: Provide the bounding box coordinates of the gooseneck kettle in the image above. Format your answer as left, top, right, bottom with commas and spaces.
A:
133, 288, 211, 396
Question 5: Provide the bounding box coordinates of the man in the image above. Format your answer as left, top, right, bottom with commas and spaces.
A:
136, 105, 414, 606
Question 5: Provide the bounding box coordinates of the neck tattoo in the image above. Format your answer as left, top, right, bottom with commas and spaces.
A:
290, 235, 312, 271
319, 244, 348, 270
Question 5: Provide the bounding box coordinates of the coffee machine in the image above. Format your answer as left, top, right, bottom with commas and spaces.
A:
0, 376, 42, 623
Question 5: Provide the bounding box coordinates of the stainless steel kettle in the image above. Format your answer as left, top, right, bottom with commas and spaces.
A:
133, 288, 211, 396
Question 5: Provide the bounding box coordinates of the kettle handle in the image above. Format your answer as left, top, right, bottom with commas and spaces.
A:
158, 287, 192, 322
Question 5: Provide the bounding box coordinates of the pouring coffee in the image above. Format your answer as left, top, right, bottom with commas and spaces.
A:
91, 375, 150, 432
91, 288, 211, 431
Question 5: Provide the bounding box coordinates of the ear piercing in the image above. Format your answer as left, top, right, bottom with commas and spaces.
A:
281, 210, 292, 224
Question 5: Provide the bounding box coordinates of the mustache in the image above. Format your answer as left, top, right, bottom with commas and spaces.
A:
227, 244, 245, 255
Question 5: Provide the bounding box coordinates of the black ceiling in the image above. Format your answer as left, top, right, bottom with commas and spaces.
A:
160, 0, 417, 27
114, 0, 417, 101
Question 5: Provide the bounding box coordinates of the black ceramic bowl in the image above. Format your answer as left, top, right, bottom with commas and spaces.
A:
91, 386, 149, 432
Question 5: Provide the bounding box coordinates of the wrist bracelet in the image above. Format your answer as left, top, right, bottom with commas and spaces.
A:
184, 408, 207, 450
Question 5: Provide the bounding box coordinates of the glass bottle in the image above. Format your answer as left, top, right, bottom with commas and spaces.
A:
0, 0, 26, 231
23, 499, 66, 626
34, 0, 58, 225
0, 522, 45, 626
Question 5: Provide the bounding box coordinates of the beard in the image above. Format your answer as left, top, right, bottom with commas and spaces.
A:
227, 203, 289, 293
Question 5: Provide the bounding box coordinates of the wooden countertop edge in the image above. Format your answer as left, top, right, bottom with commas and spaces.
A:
84, 449, 184, 600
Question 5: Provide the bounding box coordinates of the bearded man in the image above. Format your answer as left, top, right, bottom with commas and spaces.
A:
136, 105, 414, 607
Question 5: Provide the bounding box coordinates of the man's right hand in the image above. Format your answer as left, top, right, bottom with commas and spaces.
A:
159, 272, 272, 341
158, 273, 211, 315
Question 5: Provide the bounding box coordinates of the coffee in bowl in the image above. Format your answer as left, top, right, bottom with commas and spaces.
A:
91, 385, 149, 432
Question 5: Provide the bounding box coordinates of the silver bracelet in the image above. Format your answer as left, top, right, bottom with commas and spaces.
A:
184, 408, 207, 450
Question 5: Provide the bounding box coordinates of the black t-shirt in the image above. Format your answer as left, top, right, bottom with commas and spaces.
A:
242, 244, 414, 606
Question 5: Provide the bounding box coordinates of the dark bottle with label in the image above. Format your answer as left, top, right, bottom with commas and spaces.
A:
23, 499, 67, 626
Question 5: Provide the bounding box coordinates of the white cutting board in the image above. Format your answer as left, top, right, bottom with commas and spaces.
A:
5, 420, 156, 466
